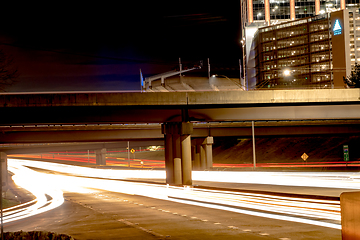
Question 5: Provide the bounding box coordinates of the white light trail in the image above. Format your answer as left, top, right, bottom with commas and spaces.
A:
7, 159, 349, 229
11, 159, 360, 190
4, 162, 64, 223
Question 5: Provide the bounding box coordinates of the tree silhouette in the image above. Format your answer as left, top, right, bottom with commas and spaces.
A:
0, 49, 18, 91
343, 63, 360, 88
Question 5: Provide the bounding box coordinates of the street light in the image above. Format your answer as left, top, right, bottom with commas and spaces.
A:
283, 69, 291, 76
240, 38, 246, 90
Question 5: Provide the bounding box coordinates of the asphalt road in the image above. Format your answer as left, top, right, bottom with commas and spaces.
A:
4, 190, 341, 240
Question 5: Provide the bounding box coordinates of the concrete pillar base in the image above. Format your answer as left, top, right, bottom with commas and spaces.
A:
0, 152, 7, 190
95, 148, 107, 165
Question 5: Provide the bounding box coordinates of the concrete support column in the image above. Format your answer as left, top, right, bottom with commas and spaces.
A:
200, 144, 206, 170
203, 137, 214, 169
0, 152, 7, 189
196, 137, 214, 170
174, 158, 182, 185
195, 146, 201, 170
181, 134, 192, 185
162, 122, 193, 186
95, 148, 106, 165
191, 143, 200, 170
164, 134, 174, 184
172, 132, 181, 184
172, 133, 181, 161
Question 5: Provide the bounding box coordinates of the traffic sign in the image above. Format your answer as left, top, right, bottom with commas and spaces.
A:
130, 148, 135, 154
301, 153, 309, 161
343, 145, 349, 162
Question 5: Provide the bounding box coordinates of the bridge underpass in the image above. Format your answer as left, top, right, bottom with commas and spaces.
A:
2, 120, 360, 144
2, 120, 360, 185
1, 89, 360, 186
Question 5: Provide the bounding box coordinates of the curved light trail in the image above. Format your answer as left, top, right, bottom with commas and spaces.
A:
6, 158, 357, 229
4, 162, 64, 223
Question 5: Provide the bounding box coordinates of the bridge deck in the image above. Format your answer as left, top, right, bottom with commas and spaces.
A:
1, 89, 359, 107
0, 89, 359, 125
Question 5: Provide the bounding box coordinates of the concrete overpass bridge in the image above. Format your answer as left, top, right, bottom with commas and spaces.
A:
1, 89, 360, 124
1, 89, 360, 185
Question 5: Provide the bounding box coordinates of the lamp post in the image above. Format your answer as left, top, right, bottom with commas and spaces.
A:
240, 38, 246, 90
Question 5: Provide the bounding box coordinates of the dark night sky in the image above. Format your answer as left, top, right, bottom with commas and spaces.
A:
0, 2, 241, 92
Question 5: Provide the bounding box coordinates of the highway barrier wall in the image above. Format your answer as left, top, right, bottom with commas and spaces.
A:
340, 191, 360, 239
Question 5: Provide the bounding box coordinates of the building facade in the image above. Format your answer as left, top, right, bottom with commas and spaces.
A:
241, 0, 360, 89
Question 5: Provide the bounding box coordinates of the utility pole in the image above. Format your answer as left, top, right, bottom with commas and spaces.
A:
252, 121, 256, 170
127, 141, 130, 167
179, 58, 182, 76
239, 59, 242, 86
207, 58, 211, 79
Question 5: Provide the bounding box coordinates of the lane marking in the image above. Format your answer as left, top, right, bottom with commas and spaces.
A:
118, 219, 168, 240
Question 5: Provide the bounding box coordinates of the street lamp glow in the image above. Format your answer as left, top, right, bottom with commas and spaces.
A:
283, 69, 291, 76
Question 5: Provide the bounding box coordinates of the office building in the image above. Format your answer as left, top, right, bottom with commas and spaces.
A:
240, 0, 360, 89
